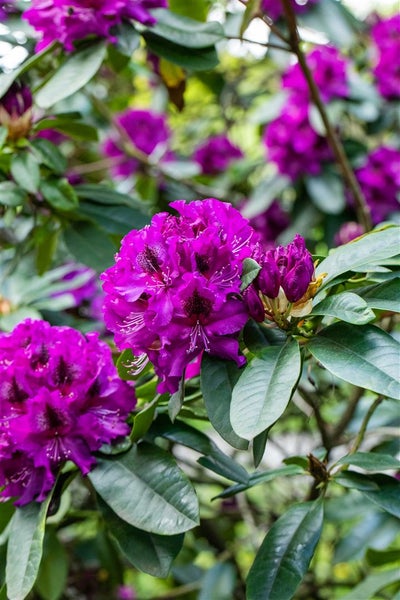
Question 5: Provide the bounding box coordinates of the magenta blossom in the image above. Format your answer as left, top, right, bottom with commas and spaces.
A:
194, 135, 243, 175
370, 15, 400, 100
354, 146, 400, 224
51, 263, 98, 308
102, 109, 170, 178
334, 222, 364, 246
283, 46, 349, 103
0, 319, 136, 506
101, 198, 260, 393
23, 0, 168, 52
263, 97, 331, 181
261, 0, 318, 20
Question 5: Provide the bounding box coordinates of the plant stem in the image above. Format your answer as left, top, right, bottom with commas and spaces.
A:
331, 387, 364, 442
279, 0, 372, 232
349, 395, 383, 455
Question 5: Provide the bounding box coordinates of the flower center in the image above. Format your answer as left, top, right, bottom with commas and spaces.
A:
184, 290, 212, 319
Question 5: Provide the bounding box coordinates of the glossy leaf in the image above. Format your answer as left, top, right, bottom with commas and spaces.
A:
33, 118, 99, 141
63, 222, 116, 272
247, 500, 324, 600
307, 323, 400, 399
88, 442, 199, 535
336, 452, 400, 471
253, 428, 269, 468
231, 338, 301, 440
143, 33, 219, 71
78, 201, 149, 234
360, 279, 400, 313
240, 258, 261, 292
6, 494, 53, 600
130, 398, 158, 443
149, 10, 224, 48
335, 472, 400, 518
10, 152, 40, 194
216, 464, 304, 499
98, 498, 183, 577
311, 292, 375, 324
40, 178, 78, 212
36, 42, 107, 108
30, 138, 67, 174
75, 183, 145, 210
201, 355, 248, 450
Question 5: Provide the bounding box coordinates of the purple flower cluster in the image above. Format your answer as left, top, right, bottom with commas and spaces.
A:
102, 109, 170, 178
263, 99, 331, 181
354, 146, 400, 224
0, 320, 136, 506
334, 222, 364, 246
0, 82, 33, 141
261, 0, 318, 20
194, 135, 243, 175
23, 0, 168, 52
246, 234, 318, 325
371, 14, 400, 100
283, 46, 349, 103
101, 199, 259, 393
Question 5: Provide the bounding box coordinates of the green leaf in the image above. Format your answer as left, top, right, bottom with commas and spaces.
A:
74, 183, 145, 210
366, 548, 400, 567
35, 530, 68, 600
201, 355, 248, 450
35, 42, 107, 108
360, 278, 400, 313
143, 33, 219, 71
335, 472, 400, 518
168, 376, 185, 422
247, 500, 324, 600
148, 10, 224, 48
33, 118, 99, 141
6, 493, 53, 600
0, 126, 7, 149
10, 152, 40, 194
336, 452, 400, 471
40, 178, 78, 212
252, 428, 270, 468
98, 497, 183, 577
78, 201, 149, 234
88, 442, 199, 535
30, 138, 67, 174
311, 292, 375, 324
169, 0, 209, 20
316, 226, 400, 287
230, 338, 301, 440
0, 43, 57, 98
63, 222, 116, 272
240, 258, 261, 292
216, 464, 304, 499
339, 568, 400, 600
131, 398, 158, 443
305, 172, 346, 214
307, 323, 400, 399
0, 181, 27, 207
199, 563, 236, 600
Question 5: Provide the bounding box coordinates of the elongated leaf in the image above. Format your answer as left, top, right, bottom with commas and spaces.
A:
33, 118, 99, 141
201, 355, 248, 450
230, 338, 301, 440
36, 42, 107, 108
247, 500, 324, 600
10, 152, 40, 194
340, 568, 400, 600
335, 472, 400, 518
35, 530, 68, 600
63, 222, 116, 272
88, 442, 199, 535
98, 497, 183, 577
307, 323, 400, 399
336, 452, 400, 471
316, 225, 400, 286
149, 10, 224, 48
360, 278, 400, 313
6, 494, 53, 600
216, 464, 304, 499
311, 292, 375, 324
130, 398, 158, 443
143, 33, 219, 71
198, 562, 236, 600
78, 201, 149, 235
40, 178, 78, 212
306, 172, 346, 214
74, 183, 143, 209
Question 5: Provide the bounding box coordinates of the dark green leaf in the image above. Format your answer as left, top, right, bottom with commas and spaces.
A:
306, 172, 346, 214
215, 464, 304, 499
0, 181, 27, 207
336, 452, 400, 471
335, 472, 400, 518
78, 201, 149, 234
240, 258, 261, 292
168, 376, 185, 422
63, 222, 116, 272
198, 562, 236, 600
74, 183, 144, 209
0, 126, 7, 149
252, 428, 269, 468
339, 568, 400, 600
231, 338, 301, 440
366, 548, 400, 567
36, 42, 107, 108
10, 152, 40, 194
30, 138, 67, 174
40, 178, 78, 212
6, 493, 53, 600
360, 278, 400, 313
311, 292, 375, 324
35, 530, 68, 600
88, 442, 199, 534
247, 500, 324, 600
201, 355, 248, 450
148, 10, 224, 48
98, 497, 183, 577
113, 22, 140, 56
143, 33, 219, 71
307, 323, 400, 399
131, 398, 158, 443
33, 118, 99, 141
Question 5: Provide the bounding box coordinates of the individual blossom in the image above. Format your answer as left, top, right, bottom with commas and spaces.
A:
0, 319, 136, 506
102, 109, 170, 178
0, 81, 33, 141
334, 222, 364, 246
261, 0, 318, 20
263, 96, 331, 181
246, 234, 325, 328
23, 0, 168, 52
194, 135, 243, 175
354, 146, 400, 224
283, 45, 350, 103
101, 198, 260, 394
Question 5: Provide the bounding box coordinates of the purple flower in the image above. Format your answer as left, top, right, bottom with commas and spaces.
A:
101, 199, 260, 393
0, 319, 136, 506
371, 15, 400, 100
334, 222, 364, 246
23, 0, 168, 52
102, 109, 170, 178
0, 1, 17, 21
194, 135, 243, 175
283, 46, 349, 103
263, 97, 331, 181
116, 585, 136, 600
52, 263, 98, 307
261, 0, 318, 20
355, 146, 400, 224
0, 82, 33, 141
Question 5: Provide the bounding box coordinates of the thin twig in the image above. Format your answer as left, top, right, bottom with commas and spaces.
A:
298, 385, 331, 450
349, 395, 383, 455
331, 387, 364, 443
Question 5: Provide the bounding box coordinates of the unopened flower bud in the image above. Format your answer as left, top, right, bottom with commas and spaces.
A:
0, 82, 33, 141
